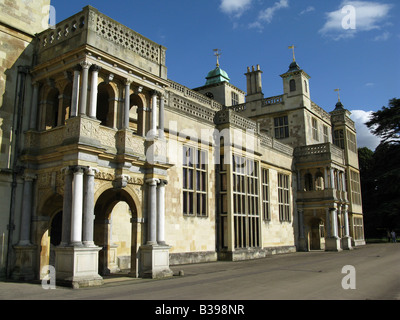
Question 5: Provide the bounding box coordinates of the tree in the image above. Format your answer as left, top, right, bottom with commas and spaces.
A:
358, 147, 378, 237
366, 98, 400, 144
361, 98, 400, 237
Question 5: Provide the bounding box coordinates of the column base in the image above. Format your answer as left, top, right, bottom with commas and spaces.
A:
55, 246, 103, 289
325, 237, 343, 252
297, 238, 308, 252
139, 244, 173, 279
341, 236, 353, 250
12, 245, 37, 281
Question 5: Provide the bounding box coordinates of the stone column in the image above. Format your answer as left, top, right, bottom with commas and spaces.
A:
124, 80, 131, 129
343, 205, 350, 237
158, 93, 165, 139
60, 167, 72, 246
70, 65, 81, 117
88, 65, 101, 119
146, 178, 159, 245
298, 209, 307, 251
325, 207, 342, 251
12, 172, 37, 281
341, 205, 352, 250
341, 171, 347, 192
29, 82, 39, 130
331, 208, 339, 238
325, 207, 331, 238
157, 180, 167, 245
83, 167, 98, 247
150, 91, 158, 137
330, 168, 335, 189
57, 93, 65, 127
18, 173, 36, 246
140, 177, 173, 279
324, 167, 329, 189
79, 61, 91, 116
70, 166, 84, 246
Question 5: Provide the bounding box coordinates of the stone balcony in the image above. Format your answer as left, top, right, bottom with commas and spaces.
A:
294, 142, 345, 165
23, 116, 146, 161
35, 5, 167, 79
297, 189, 348, 205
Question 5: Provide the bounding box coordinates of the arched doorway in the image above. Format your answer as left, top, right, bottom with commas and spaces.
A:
97, 82, 116, 128
44, 87, 60, 130
129, 94, 145, 135
310, 218, 325, 251
38, 193, 63, 279
94, 188, 140, 276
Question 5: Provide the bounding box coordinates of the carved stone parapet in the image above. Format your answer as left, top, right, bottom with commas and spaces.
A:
116, 129, 146, 156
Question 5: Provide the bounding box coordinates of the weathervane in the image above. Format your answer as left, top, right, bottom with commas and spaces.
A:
288, 45, 296, 62
334, 88, 341, 102
213, 49, 221, 67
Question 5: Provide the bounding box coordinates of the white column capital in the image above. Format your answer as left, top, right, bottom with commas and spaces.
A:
146, 178, 160, 186
80, 60, 92, 69
90, 64, 102, 72
85, 167, 99, 176
22, 173, 37, 182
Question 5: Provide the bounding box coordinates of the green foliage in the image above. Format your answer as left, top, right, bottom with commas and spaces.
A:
360, 98, 400, 237
366, 98, 400, 144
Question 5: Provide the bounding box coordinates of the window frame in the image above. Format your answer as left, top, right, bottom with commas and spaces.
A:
232, 155, 260, 248
262, 168, 270, 221
350, 170, 362, 206
182, 146, 208, 217
334, 129, 345, 149
289, 79, 296, 92
274, 115, 289, 140
278, 173, 291, 222
231, 91, 239, 106
312, 117, 319, 141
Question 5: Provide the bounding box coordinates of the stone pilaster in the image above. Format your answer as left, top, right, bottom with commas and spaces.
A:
157, 180, 167, 245
12, 172, 37, 281
60, 167, 72, 247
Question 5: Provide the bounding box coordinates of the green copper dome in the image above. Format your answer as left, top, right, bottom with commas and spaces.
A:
205, 66, 230, 85
287, 61, 301, 72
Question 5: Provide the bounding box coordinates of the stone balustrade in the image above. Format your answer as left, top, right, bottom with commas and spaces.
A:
24, 116, 145, 157
294, 142, 345, 164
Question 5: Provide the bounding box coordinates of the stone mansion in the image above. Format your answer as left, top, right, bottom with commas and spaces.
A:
0, 3, 365, 287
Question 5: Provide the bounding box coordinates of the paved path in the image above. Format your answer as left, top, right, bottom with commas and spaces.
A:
1, 243, 399, 301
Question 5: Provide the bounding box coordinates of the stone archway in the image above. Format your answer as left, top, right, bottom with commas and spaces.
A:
94, 187, 141, 277
310, 218, 325, 251
37, 193, 63, 279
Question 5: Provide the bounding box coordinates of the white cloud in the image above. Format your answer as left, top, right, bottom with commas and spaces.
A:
350, 110, 381, 150
258, 0, 289, 23
319, 1, 393, 40
300, 6, 315, 15
220, 0, 252, 17
373, 31, 391, 41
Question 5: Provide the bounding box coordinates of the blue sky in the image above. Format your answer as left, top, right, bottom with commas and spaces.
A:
50, 0, 399, 150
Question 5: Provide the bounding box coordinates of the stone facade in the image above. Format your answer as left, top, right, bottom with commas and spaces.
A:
0, 4, 365, 286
